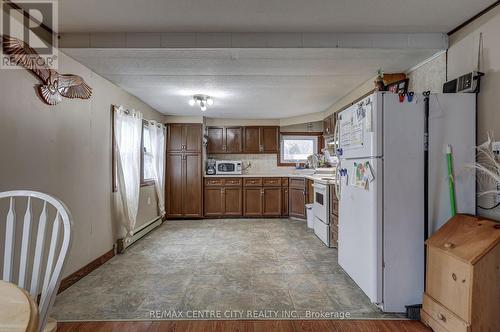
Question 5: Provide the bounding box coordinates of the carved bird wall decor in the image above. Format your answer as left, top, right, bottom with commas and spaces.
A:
2, 35, 92, 105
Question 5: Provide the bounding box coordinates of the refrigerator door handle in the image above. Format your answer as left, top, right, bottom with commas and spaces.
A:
335, 161, 342, 200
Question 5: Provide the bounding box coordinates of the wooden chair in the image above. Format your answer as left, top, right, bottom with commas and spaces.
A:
1, 191, 72, 332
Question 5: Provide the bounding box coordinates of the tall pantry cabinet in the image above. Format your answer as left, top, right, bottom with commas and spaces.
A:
166, 124, 203, 218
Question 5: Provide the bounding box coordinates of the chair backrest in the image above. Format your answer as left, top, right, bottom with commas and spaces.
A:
0, 191, 72, 332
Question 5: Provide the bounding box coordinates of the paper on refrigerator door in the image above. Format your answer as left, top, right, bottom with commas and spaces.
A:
365, 102, 373, 132
352, 161, 374, 190
340, 112, 364, 149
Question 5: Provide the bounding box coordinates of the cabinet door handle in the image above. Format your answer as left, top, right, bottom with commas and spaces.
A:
444, 242, 454, 249
451, 273, 457, 281
436, 313, 446, 322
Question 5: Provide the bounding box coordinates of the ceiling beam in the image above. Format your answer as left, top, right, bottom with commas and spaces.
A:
59, 32, 448, 50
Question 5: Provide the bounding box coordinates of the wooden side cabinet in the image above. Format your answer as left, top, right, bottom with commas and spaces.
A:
421, 214, 500, 332
166, 124, 202, 218
329, 184, 339, 248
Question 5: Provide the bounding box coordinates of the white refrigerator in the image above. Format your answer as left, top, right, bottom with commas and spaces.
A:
336, 92, 476, 313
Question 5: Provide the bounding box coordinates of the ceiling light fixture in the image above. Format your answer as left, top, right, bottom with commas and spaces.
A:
189, 95, 214, 112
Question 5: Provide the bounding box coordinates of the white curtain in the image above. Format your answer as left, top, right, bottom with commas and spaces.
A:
148, 121, 166, 216
114, 106, 143, 238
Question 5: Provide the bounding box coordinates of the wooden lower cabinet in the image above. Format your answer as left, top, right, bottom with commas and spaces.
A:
204, 178, 243, 217
282, 187, 289, 216
223, 187, 243, 216
204, 187, 224, 216
289, 177, 306, 219
244, 187, 263, 216
263, 187, 282, 216
203, 176, 298, 218
289, 188, 305, 218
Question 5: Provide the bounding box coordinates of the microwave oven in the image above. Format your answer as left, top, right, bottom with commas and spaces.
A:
215, 160, 242, 175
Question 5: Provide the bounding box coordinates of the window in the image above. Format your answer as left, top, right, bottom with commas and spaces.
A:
141, 122, 155, 184
280, 134, 318, 163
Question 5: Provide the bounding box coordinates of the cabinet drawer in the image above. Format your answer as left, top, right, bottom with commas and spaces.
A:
205, 178, 224, 186
281, 178, 289, 187
422, 293, 469, 332
290, 177, 305, 189
244, 178, 263, 186
421, 309, 451, 332
426, 247, 472, 321
263, 177, 281, 187
223, 178, 242, 186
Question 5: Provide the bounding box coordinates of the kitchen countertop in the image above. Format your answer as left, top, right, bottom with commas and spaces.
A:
204, 172, 336, 184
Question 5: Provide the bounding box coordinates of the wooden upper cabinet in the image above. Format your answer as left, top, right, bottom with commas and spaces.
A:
323, 116, 333, 136
185, 124, 202, 152
225, 127, 243, 153
206, 126, 243, 154
261, 126, 279, 153
168, 123, 202, 152
167, 124, 185, 152
207, 127, 225, 153
244, 127, 261, 153
243, 126, 279, 153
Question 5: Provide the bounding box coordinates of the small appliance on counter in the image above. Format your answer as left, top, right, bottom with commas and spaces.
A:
206, 159, 216, 175
215, 160, 242, 175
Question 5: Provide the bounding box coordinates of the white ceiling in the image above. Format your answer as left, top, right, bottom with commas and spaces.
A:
59, 0, 492, 119
64, 48, 439, 118
58, 0, 495, 33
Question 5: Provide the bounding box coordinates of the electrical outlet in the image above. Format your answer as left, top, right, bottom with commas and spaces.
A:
492, 142, 500, 204
147, 196, 151, 205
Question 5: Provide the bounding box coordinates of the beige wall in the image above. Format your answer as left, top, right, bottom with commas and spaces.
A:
323, 76, 377, 117
0, 50, 164, 277
448, 5, 500, 220
406, 6, 500, 220
407, 51, 447, 93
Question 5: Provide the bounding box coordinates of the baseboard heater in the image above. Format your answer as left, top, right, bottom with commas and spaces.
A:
116, 216, 163, 253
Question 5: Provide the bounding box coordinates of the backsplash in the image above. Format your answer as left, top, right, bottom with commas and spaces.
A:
208, 154, 295, 174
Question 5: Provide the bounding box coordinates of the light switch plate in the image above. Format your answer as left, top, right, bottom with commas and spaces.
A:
492, 141, 500, 156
